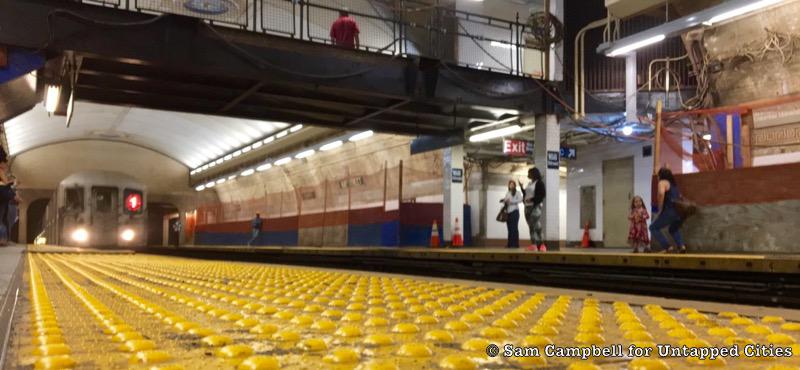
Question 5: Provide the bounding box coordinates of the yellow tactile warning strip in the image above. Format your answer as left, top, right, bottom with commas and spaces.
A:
156, 245, 800, 273
6, 254, 800, 369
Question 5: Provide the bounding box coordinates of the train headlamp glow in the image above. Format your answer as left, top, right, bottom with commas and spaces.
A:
71, 228, 89, 243
120, 229, 136, 242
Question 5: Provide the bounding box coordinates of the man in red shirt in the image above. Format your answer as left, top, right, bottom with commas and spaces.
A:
330, 10, 360, 49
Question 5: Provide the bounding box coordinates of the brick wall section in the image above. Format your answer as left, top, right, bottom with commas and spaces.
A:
676, 162, 800, 206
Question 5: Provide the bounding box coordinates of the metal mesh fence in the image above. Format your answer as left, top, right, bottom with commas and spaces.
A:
449, 10, 518, 73
82, 0, 122, 8
259, 0, 297, 36
135, 0, 251, 27
305, 0, 398, 53
77, 0, 533, 75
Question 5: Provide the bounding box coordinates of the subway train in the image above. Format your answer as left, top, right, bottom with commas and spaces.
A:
41, 170, 147, 247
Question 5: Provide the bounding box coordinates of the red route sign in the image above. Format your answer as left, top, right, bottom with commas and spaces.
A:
125, 193, 142, 213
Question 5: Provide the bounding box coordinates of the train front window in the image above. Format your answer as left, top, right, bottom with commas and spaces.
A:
65, 187, 83, 212
92, 187, 117, 213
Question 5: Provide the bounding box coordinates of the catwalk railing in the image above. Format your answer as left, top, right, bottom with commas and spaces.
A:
78, 0, 545, 77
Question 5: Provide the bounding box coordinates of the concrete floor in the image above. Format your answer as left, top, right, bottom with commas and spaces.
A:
0, 246, 24, 298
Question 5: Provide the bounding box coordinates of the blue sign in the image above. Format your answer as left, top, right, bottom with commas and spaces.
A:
560, 146, 577, 160
0, 48, 44, 85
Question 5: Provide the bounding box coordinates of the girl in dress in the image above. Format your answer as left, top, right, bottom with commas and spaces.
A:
628, 195, 650, 253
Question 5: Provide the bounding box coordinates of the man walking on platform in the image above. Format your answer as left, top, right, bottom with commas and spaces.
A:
248, 213, 262, 246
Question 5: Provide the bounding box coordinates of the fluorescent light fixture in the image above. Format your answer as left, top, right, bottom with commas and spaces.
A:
242, 146, 252, 153
290, 125, 303, 132
263, 136, 275, 144
241, 168, 255, 177
295, 149, 315, 159
256, 163, 272, 172
227, 175, 237, 181
705, 0, 782, 25
216, 178, 226, 185
702, 133, 712, 141
274, 157, 292, 166
349, 130, 374, 142
621, 126, 633, 136
470, 116, 519, 132
44, 84, 61, 113
224, 154, 233, 161
195, 185, 206, 191
252, 142, 263, 149
276, 130, 288, 139
208, 162, 216, 168
320, 140, 343, 151
215, 158, 224, 165
233, 150, 242, 157
205, 181, 216, 188
490, 41, 512, 49
468, 125, 522, 142
202, 165, 209, 170
607, 34, 665, 57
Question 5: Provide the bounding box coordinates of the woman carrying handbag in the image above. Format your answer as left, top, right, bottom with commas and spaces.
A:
500, 180, 523, 248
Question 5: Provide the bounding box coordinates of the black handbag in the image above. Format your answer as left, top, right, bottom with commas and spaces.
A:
674, 195, 698, 219
496, 207, 508, 222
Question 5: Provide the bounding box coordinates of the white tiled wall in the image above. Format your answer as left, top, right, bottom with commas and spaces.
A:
566, 141, 654, 242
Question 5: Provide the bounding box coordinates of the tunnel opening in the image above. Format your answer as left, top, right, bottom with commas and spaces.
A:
146, 202, 178, 247
25, 198, 50, 244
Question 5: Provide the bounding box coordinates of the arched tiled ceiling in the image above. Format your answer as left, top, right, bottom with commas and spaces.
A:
4, 102, 290, 168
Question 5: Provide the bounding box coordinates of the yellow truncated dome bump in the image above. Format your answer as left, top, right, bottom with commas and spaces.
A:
629, 358, 671, 370
323, 348, 361, 364
34, 355, 76, 370
33, 344, 70, 356
424, 330, 455, 343
566, 361, 602, 370
439, 355, 477, 370
201, 335, 233, 347
216, 344, 254, 358
364, 334, 394, 347
238, 355, 280, 370
396, 343, 433, 357
444, 321, 471, 331
766, 333, 796, 345
335, 325, 364, 338
130, 350, 171, 364
298, 338, 328, 352
391, 323, 420, 333
250, 323, 278, 335
461, 338, 491, 352
120, 339, 157, 352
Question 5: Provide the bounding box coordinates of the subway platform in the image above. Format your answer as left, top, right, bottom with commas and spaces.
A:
6, 249, 800, 369
143, 245, 800, 308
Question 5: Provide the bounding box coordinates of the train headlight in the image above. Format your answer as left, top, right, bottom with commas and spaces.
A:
120, 229, 135, 242
71, 228, 89, 243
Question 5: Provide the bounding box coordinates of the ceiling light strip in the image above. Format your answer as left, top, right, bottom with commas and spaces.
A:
194, 130, 373, 191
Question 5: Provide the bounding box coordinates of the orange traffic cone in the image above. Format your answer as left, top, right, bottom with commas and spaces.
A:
430, 220, 440, 248
581, 222, 592, 248
452, 217, 463, 247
